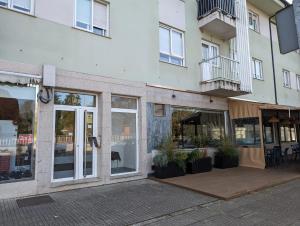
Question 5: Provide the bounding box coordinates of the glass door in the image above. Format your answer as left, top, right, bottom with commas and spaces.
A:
53, 107, 97, 181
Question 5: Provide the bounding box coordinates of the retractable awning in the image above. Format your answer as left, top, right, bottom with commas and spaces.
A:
0, 70, 41, 85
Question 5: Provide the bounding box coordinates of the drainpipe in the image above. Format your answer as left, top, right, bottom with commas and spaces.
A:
269, 15, 278, 105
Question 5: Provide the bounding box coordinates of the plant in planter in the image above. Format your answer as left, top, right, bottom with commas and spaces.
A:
153, 136, 187, 179
214, 137, 239, 169
186, 149, 212, 174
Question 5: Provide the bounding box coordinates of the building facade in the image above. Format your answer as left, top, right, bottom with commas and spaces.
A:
0, 0, 299, 199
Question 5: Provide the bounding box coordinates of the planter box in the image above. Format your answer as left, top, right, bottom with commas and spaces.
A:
214, 155, 239, 169
186, 157, 212, 174
154, 162, 185, 179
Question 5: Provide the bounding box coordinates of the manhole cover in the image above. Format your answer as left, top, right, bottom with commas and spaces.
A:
16, 195, 54, 208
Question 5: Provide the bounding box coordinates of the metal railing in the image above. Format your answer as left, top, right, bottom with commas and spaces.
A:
199, 56, 240, 83
197, 0, 236, 19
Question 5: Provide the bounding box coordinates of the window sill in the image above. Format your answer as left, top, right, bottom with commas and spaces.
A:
249, 28, 260, 34
50, 177, 102, 188
253, 78, 264, 81
159, 60, 188, 69
110, 172, 143, 180
72, 26, 111, 39
0, 5, 35, 17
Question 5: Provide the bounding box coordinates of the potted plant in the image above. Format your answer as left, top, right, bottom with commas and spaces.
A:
153, 136, 187, 179
214, 137, 239, 169
186, 149, 212, 174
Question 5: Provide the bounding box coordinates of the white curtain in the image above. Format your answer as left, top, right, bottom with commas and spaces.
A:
76, 0, 92, 26
159, 27, 170, 54
93, 1, 107, 29
172, 30, 183, 57
13, 0, 30, 10
202, 62, 212, 81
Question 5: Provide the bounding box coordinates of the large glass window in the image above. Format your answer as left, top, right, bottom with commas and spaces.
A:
54, 92, 96, 107
76, 0, 109, 36
172, 108, 225, 148
0, 0, 32, 13
280, 125, 296, 142
159, 25, 185, 66
0, 85, 36, 183
111, 96, 138, 175
233, 118, 261, 146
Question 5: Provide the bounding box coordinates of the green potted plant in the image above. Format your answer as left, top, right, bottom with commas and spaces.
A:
153, 136, 187, 179
214, 137, 239, 169
186, 149, 212, 174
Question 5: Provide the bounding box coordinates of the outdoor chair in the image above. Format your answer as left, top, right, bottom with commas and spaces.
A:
273, 146, 282, 167
291, 144, 300, 161
265, 148, 274, 168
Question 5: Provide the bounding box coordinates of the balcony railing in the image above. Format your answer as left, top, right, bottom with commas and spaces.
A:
199, 56, 240, 83
197, 0, 236, 19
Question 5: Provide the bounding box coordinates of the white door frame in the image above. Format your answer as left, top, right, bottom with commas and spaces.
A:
52, 105, 98, 183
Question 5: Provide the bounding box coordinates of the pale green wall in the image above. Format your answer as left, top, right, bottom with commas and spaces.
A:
0, 0, 230, 93
157, 0, 230, 90
240, 29, 300, 107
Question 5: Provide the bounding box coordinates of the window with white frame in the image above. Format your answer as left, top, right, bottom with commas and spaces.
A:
75, 0, 109, 36
251, 58, 263, 80
296, 74, 300, 91
0, 0, 32, 14
159, 25, 185, 66
283, 69, 291, 88
249, 11, 259, 32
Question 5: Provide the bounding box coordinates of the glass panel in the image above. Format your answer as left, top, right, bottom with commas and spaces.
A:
0, 95, 35, 182
54, 92, 96, 107
170, 56, 183, 66
285, 127, 291, 142
0, 0, 8, 6
172, 30, 183, 57
233, 118, 260, 146
54, 111, 75, 179
264, 126, 273, 144
83, 112, 94, 176
111, 96, 137, 109
76, 0, 92, 30
172, 108, 225, 149
111, 112, 137, 174
12, 0, 30, 12
160, 53, 170, 63
291, 127, 296, 141
280, 127, 285, 142
159, 27, 170, 54
154, 104, 165, 117
202, 44, 209, 60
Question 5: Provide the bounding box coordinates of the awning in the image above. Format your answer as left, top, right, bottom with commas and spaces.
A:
0, 70, 41, 85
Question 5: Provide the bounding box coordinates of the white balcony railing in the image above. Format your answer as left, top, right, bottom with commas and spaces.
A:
199, 55, 240, 83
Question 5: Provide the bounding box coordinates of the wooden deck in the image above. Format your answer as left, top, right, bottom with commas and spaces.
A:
154, 165, 300, 200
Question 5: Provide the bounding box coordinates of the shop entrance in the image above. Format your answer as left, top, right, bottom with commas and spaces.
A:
52, 92, 98, 181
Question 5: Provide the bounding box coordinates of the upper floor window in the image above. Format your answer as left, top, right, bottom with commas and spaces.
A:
249, 11, 259, 32
75, 0, 109, 37
252, 58, 263, 80
159, 25, 185, 66
202, 40, 219, 65
283, 69, 291, 88
297, 74, 300, 91
0, 0, 32, 14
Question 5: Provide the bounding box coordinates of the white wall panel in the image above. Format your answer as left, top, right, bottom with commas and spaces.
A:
236, 0, 253, 92
159, 0, 186, 31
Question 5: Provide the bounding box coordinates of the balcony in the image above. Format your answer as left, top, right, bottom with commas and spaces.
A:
197, 0, 236, 40
199, 56, 248, 97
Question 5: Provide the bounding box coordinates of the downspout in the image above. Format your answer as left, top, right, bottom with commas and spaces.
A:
269, 15, 278, 105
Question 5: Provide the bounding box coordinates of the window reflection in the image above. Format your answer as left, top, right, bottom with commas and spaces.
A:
233, 117, 260, 146
0, 85, 36, 183
54, 92, 96, 107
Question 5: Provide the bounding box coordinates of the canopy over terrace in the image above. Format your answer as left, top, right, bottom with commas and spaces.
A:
229, 99, 300, 169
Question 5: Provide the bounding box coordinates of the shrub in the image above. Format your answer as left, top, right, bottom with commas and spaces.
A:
187, 149, 207, 163
216, 137, 239, 157
153, 153, 168, 168
174, 151, 188, 172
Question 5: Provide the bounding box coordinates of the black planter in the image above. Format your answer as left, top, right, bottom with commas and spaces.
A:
154, 162, 185, 179
214, 155, 239, 169
186, 157, 212, 174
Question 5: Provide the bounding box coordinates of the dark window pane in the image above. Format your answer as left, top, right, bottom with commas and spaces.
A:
111, 96, 137, 109
154, 104, 165, 117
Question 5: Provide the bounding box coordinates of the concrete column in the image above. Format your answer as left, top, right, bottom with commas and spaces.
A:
99, 91, 112, 183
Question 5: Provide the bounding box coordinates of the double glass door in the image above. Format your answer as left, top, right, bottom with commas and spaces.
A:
53, 107, 97, 181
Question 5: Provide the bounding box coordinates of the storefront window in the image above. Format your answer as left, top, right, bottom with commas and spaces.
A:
264, 125, 274, 144
280, 125, 296, 142
111, 96, 138, 175
0, 85, 36, 182
54, 92, 96, 107
172, 108, 225, 148
233, 117, 261, 146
